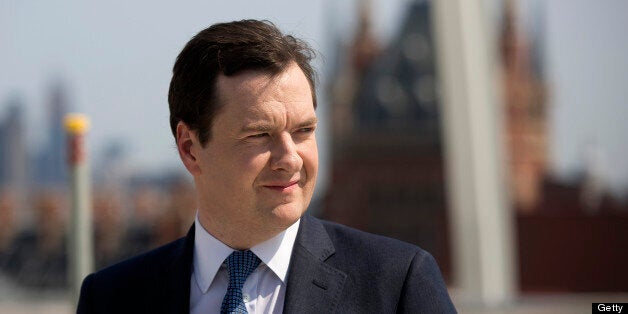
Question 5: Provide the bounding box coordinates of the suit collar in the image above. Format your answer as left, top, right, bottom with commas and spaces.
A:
152, 215, 348, 314
284, 214, 347, 313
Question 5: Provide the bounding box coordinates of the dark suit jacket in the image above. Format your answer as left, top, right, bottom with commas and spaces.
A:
77, 214, 456, 313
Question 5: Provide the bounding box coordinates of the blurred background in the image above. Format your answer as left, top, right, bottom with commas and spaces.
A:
1, 0, 627, 312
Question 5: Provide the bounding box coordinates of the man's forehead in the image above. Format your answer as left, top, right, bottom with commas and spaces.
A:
215, 64, 314, 109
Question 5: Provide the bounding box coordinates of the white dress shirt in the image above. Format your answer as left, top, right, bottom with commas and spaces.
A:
190, 214, 300, 314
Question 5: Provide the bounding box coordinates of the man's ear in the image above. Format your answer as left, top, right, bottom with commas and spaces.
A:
176, 121, 202, 175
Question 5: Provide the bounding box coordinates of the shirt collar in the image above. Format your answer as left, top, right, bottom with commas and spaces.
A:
250, 218, 300, 285
193, 213, 300, 293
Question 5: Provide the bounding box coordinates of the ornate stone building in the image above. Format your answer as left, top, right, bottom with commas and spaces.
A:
501, 0, 549, 212
324, 0, 450, 279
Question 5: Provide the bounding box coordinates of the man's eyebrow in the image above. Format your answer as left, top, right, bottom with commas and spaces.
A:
241, 117, 318, 133
240, 122, 275, 133
295, 117, 318, 129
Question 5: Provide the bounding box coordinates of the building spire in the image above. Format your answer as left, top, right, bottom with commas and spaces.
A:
501, 0, 549, 212
350, 0, 380, 75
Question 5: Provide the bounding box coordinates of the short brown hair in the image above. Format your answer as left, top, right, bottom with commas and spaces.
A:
168, 19, 317, 146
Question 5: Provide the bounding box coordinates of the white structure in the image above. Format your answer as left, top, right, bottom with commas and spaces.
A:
432, 0, 517, 306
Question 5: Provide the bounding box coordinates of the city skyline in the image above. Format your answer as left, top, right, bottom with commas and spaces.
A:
2, 0, 628, 198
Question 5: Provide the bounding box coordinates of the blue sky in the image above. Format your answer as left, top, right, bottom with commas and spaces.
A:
1, 0, 627, 197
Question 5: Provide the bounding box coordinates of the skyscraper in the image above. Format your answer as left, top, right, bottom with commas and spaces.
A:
0, 95, 28, 191
35, 79, 70, 186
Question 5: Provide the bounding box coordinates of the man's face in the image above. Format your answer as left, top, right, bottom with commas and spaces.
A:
186, 62, 318, 243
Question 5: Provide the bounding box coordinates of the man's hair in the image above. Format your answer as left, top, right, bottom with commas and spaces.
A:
168, 19, 317, 146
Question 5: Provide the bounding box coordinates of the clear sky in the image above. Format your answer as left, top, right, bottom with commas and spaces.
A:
1, 0, 627, 197
543, 0, 628, 197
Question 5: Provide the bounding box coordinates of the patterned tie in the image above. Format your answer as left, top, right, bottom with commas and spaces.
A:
220, 250, 261, 314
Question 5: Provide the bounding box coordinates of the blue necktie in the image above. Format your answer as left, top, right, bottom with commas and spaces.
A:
220, 250, 261, 314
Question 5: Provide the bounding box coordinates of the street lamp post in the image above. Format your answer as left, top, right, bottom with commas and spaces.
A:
64, 113, 93, 304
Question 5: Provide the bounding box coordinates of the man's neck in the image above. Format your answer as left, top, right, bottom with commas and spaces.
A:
197, 212, 285, 250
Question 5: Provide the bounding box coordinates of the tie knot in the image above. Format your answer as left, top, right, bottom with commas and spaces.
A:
224, 250, 261, 287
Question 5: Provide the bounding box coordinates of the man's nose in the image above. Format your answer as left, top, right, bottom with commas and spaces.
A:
270, 133, 303, 172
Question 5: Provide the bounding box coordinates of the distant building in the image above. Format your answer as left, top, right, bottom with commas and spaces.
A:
34, 80, 70, 186
500, 0, 628, 292
499, 0, 624, 214
324, 0, 450, 278
0, 95, 28, 192
94, 139, 129, 187
500, 0, 549, 212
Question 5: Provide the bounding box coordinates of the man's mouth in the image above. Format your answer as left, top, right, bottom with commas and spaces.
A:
263, 180, 299, 192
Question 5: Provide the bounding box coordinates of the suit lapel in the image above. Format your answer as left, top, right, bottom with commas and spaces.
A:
284, 215, 347, 314
156, 225, 195, 314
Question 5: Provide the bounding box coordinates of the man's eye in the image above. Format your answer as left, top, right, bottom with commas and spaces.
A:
297, 127, 315, 133
249, 133, 269, 138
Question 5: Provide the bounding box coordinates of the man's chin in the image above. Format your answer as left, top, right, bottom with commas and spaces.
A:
269, 203, 306, 227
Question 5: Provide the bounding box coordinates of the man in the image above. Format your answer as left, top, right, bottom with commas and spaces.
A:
77, 20, 456, 313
